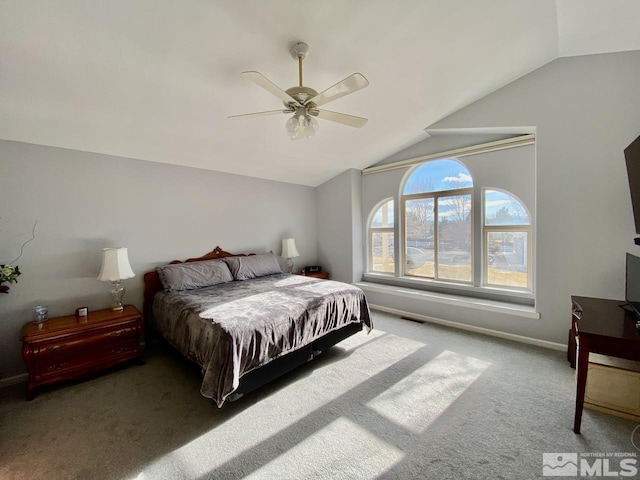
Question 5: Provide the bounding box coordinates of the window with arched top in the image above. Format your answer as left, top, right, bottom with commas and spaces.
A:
366, 156, 534, 294
369, 199, 395, 274
403, 159, 473, 282
484, 189, 531, 289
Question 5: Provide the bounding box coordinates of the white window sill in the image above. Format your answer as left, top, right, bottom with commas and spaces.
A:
355, 281, 540, 319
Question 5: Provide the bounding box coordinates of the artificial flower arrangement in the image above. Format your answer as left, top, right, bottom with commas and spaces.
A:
1, 221, 36, 294
0, 264, 21, 294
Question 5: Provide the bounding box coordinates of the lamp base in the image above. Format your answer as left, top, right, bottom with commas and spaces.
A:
109, 281, 126, 311
286, 258, 295, 274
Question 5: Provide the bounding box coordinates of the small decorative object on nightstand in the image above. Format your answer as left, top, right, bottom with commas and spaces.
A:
281, 238, 300, 274
97, 247, 135, 311
20, 305, 144, 399
32, 305, 48, 324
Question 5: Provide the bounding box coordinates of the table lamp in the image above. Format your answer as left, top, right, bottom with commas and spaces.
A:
281, 238, 300, 274
97, 247, 135, 311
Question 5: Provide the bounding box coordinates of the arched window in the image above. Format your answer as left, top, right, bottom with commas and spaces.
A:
484, 189, 531, 289
369, 199, 395, 274
364, 140, 535, 301
403, 159, 473, 282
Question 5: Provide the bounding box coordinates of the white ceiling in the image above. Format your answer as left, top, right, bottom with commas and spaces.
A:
1, 0, 639, 187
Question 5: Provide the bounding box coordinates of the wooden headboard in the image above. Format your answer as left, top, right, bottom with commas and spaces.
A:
143, 246, 246, 321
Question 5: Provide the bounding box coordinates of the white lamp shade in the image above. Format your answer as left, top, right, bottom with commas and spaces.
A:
281, 238, 300, 259
97, 247, 135, 282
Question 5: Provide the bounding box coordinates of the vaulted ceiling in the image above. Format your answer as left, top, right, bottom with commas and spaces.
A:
1, 1, 639, 186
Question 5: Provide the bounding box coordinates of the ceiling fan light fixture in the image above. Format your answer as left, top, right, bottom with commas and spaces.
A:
303, 115, 319, 138
285, 116, 299, 137
286, 112, 318, 140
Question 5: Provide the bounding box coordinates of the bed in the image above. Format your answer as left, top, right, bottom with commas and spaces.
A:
143, 246, 372, 406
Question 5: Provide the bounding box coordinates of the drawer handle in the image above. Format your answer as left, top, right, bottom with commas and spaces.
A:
111, 346, 132, 355
45, 362, 69, 372
42, 344, 66, 353
109, 330, 127, 337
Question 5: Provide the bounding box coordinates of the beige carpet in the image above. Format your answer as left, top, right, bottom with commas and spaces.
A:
0, 311, 636, 480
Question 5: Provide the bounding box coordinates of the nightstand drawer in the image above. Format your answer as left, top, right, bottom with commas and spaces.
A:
38, 338, 140, 377
35, 324, 137, 354
33, 324, 138, 366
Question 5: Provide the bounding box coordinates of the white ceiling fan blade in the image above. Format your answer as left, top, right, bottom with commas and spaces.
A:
228, 109, 291, 120
312, 109, 368, 128
241, 71, 301, 106
305, 73, 369, 108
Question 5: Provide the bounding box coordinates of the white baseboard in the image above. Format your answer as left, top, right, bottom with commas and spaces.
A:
0, 373, 27, 388
370, 304, 567, 352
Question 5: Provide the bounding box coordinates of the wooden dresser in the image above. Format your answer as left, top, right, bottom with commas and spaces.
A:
20, 305, 144, 398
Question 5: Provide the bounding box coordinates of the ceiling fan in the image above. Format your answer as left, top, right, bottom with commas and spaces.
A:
229, 42, 369, 140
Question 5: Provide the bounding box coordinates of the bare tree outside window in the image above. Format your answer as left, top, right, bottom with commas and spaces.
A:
402, 159, 473, 281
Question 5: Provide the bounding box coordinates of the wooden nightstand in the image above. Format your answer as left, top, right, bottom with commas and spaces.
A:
297, 269, 330, 280
20, 305, 144, 399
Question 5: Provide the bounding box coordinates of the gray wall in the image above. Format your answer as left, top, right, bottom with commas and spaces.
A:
377, 133, 519, 167
316, 169, 363, 284
356, 50, 640, 344
0, 140, 317, 379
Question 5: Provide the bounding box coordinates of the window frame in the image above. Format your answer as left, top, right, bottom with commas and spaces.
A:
482, 187, 533, 291
483, 225, 532, 290
368, 199, 395, 275
401, 186, 474, 282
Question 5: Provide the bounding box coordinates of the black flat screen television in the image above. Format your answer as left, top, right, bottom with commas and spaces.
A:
626, 253, 640, 317
624, 134, 640, 236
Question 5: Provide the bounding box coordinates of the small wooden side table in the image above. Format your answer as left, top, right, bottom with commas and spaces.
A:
20, 305, 144, 399
570, 296, 640, 433
297, 269, 330, 280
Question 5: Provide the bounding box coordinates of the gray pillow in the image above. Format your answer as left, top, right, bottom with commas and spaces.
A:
157, 259, 233, 291
270, 250, 290, 273
224, 253, 282, 280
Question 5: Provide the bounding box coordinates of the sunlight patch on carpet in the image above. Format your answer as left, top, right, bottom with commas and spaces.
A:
244, 418, 404, 479
141, 332, 424, 478
338, 327, 387, 349
367, 350, 490, 433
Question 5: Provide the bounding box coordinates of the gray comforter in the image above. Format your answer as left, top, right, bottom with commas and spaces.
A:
152, 273, 372, 406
